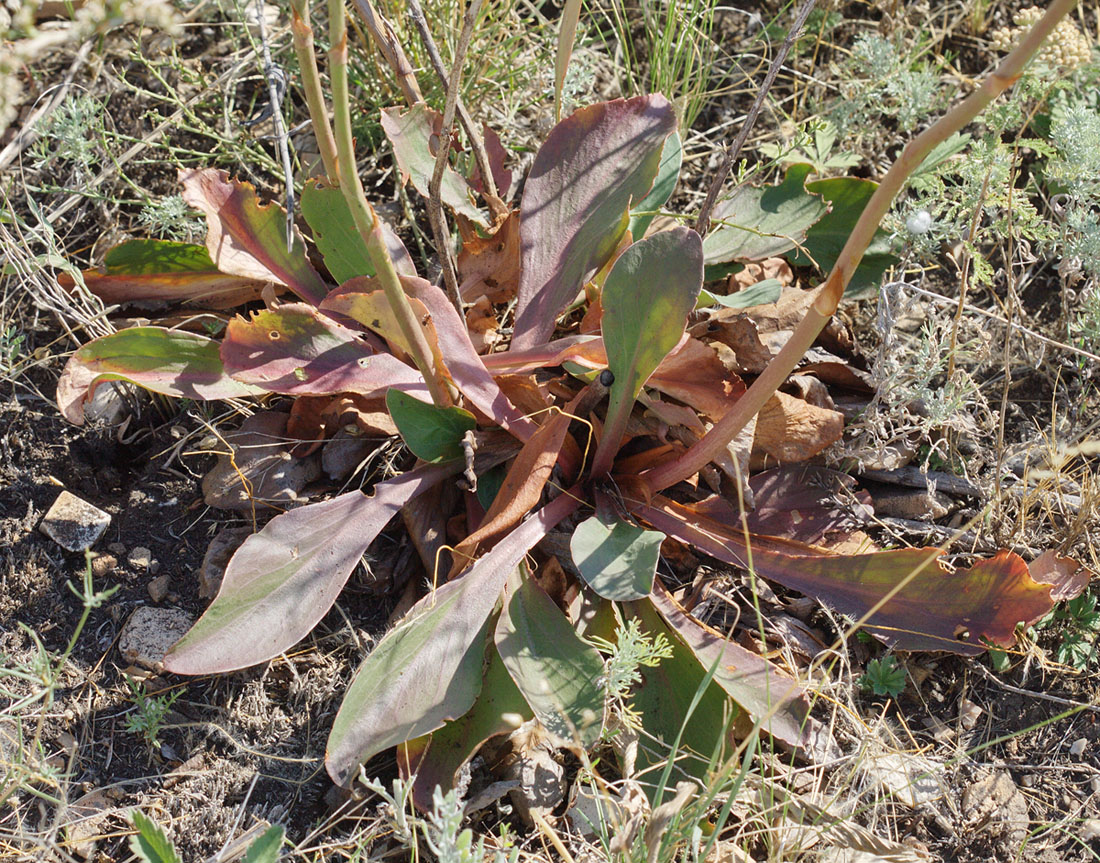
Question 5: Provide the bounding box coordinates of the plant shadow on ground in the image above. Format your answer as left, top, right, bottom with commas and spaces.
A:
2, 1, 1100, 862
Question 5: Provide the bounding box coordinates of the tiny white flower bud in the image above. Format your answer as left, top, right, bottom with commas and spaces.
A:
906, 209, 933, 235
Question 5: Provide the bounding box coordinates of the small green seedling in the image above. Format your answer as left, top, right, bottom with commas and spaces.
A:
859, 655, 906, 698
129, 810, 284, 863
123, 677, 181, 750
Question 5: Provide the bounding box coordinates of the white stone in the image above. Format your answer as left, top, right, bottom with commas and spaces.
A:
118, 607, 192, 670
39, 491, 110, 552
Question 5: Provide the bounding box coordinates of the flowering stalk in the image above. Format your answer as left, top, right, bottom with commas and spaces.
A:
289, 0, 339, 183
327, 0, 451, 407
640, 0, 1079, 496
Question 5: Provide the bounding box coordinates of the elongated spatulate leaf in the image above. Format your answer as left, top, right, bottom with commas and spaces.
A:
638, 498, 1060, 654
57, 328, 264, 425
59, 239, 269, 309
220, 304, 427, 399
512, 95, 676, 349
595, 226, 702, 472
495, 569, 605, 746
164, 461, 460, 674
180, 168, 329, 305
325, 488, 581, 785
300, 178, 417, 281
649, 584, 830, 760
400, 638, 531, 811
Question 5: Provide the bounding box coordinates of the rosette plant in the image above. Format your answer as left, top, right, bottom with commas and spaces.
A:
57, 0, 1088, 802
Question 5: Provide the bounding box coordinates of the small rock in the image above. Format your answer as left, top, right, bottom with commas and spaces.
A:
199, 526, 253, 598
90, 554, 118, 579
1069, 737, 1088, 758
959, 698, 982, 730
963, 771, 1030, 851
128, 546, 153, 571
1083, 820, 1100, 842
118, 607, 192, 671
147, 574, 170, 603
108, 542, 127, 556
1091, 776, 1100, 795
39, 491, 111, 552
61, 787, 118, 858
861, 752, 948, 807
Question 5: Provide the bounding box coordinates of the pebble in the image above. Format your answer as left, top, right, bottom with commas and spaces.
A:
108, 542, 126, 556
118, 607, 192, 671
90, 554, 118, 579
39, 491, 111, 552
127, 546, 153, 571
147, 574, 170, 603
1069, 737, 1087, 758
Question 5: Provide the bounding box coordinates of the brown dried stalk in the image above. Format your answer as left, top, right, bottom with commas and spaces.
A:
643, 0, 1080, 496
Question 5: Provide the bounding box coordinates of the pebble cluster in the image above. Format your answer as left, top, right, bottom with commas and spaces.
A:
990, 6, 1093, 72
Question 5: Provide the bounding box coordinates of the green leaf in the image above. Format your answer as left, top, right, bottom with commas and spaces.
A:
495, 570, 605, 746
630, 131, 682, 240
512, 95, 676, 349
129, 811, 183, 863
241, 825, 285, 863
386, 388, 477, 463
858, 656, 906, 697
570, 515, 663, 600
696, 278, 783, 310
623, 598, 737, 792
325, 490, 580, 785
301, 178, 375, 283
701, 164, 827, 264
103, 239, 216, 273
381, 103, 487, 226
599, 226, 702, 461
57, 328, 265, 425
402, 637, 532, 809
64, 240, 268, 310
789, 176, 901, 297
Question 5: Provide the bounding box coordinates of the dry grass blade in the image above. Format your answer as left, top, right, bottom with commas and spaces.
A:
555, 0, 583, 124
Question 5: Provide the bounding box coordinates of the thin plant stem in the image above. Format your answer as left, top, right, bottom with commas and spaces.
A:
289, 0, 340, 182
406, 0, 507, 220
427, 0, 484, 312
694, 0, 817, 236
327, 0, 451, 407
643, 0, 1080, 496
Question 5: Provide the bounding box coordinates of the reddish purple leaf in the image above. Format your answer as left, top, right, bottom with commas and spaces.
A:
512, 95, 677, 349
636, 497, 1060, 654
403, 275, 538, 441
165, 460, 461, 675
219, 303, 427, 399
57, 327, 264, 425
180, 168, 329, 305
741, 465, 873, 545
